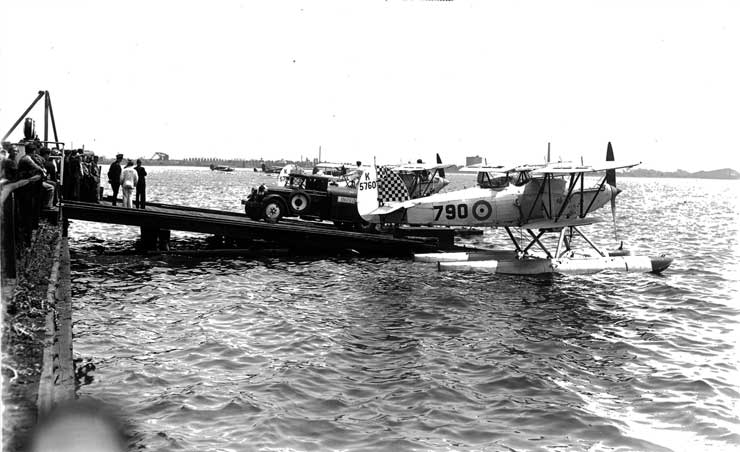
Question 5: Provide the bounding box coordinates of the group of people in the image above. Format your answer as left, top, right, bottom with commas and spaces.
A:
0, 140, 110, 208
1, 140, 57, 208
107, 154, 147, 209
1, 139, 60, 244
63, 149, 101, 203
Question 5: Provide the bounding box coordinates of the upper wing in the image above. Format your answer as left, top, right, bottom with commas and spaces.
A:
459, 164, 511, 173
394, 162, 454, 172
531, 161, 641, 175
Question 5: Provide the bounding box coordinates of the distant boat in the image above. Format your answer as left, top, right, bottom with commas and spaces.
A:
259, 163, 283, 174
210, 164, 235, 172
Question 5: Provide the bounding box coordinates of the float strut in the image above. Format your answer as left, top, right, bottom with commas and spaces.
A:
554, 227, 567, 259
572, 226, 606, 257
525, 229, 552, 258
504, 227, 522, 252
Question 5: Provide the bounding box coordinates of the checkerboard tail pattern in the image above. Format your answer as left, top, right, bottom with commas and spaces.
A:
377, 166, 410, 204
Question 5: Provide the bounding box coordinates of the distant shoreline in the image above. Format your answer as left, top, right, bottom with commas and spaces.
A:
100, 159, 740, 180
618, 168, 739, 180
448, 167, 740, 180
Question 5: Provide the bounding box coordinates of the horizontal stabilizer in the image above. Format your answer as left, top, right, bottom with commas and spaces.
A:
362, 199, 419, 217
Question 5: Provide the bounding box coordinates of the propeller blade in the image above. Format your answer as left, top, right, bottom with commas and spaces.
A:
606, 142, 616, 187
436, 153, 445, 179
606, 142, 618, 242
611, 190, 619, 242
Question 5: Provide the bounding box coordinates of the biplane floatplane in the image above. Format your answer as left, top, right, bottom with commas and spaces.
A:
391, 153, 452, 198
357, 143, 672, 276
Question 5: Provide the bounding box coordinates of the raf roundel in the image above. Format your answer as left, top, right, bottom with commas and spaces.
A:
472, 200, 492, 221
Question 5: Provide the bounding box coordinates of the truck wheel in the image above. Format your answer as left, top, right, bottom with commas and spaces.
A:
262, 199, 286, 223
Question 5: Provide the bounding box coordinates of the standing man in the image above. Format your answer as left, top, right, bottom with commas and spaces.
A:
134, 159, 147, 209
107, 153, 123, 205
91, 155, 101, 203
120, 160, 138, 208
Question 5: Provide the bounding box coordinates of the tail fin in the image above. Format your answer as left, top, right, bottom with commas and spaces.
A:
357, 164, 412, 220
377, 166, 410, 203
357, 164, 380, 218
261, 163, 267, 172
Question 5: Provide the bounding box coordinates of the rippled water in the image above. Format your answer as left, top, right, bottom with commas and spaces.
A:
70, 167, 740, 451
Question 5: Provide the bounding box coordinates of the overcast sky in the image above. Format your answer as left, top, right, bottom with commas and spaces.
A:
1, 0, 738, 171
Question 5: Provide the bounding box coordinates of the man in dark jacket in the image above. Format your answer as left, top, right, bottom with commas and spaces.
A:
134, 159, 147, 209
107, 153, 123, 206
40, 147, 58, 206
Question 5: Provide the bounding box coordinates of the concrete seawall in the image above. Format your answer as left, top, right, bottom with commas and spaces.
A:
2, 223, 75, 450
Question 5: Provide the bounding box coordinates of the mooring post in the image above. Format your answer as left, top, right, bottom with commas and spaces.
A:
158, 229, 171, 251
140, 226, 158, 250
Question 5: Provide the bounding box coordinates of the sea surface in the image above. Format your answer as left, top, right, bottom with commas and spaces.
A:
69, 167, 740, 451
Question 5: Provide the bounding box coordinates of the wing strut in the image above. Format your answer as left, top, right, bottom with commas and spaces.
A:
579, 176, 608, 218
554, 172, 583, 222
525, 173, 550, 221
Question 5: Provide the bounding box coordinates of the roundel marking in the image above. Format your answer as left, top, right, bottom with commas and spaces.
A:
472, 200, 492, 221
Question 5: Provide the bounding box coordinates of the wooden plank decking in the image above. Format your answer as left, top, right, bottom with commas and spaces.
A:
61, 200, 449, 254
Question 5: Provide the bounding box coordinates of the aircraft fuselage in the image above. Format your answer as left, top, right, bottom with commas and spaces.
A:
402, 178, 615, 227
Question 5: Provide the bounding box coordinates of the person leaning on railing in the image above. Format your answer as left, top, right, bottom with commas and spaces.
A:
18, 144, 54, 209
40, 147, 58, 207
1, 143, 18, 183
1, 141, 48, 245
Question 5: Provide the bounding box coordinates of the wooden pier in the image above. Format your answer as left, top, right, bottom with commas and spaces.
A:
61, 200, 454, 254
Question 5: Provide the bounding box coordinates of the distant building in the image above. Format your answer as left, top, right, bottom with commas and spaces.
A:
466, 155, 483, 166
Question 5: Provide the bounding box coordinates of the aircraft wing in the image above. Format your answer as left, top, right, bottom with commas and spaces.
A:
590, 161, 641, 171
460, 163, 548, 173
521, 217, 603, 230
459, 164, 510, 173
394, 162, 454, 172
531, 161, 641, 175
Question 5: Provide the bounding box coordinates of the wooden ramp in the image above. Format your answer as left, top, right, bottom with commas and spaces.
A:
61, 200, 447, 254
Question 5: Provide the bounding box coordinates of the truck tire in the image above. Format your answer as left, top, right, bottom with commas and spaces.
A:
262, 198, 287, 223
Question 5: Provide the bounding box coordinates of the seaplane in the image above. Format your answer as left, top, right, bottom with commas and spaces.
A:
357, 143, 673, 276
258, 162, 283, 174
210, 163, 235, 172
271, 155, 452, 195
390, 153, 452, 198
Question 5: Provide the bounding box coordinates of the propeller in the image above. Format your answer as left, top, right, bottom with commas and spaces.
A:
605, 142, 620, 242
436, 153, 445, 179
